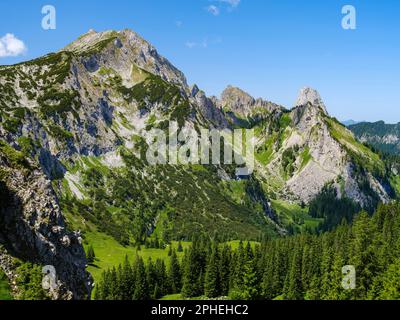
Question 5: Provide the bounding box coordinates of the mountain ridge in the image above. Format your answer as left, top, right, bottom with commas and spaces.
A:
0, 28, 398, 298
349, 121, 400, 155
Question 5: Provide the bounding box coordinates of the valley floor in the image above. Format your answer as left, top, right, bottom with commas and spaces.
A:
84, 230, 258, 300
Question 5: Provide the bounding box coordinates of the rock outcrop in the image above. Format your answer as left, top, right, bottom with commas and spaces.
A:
0, 155, 91, 299
218, 85, 282, 117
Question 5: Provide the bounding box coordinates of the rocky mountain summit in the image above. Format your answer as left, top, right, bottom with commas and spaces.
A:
64, 29, 188, 89
218, 85, 283, 117
0, 28, 398, 299
295, 87, 328, 114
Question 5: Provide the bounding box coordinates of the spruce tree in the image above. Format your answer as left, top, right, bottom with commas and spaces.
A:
155, 259, 169, 297
87, 245, 95, 264
219, 245, 231, 296
182, 242, 204, 298
168, 250, 182, 294
241, 260, 259, 300
204, 246, 220, 298
133, 256, 149, 300
284, 246, 303, 300
146, 258, 156, 298
120, 255, 134, 300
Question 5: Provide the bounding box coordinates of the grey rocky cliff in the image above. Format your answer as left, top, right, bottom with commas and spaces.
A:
278, 88, 390, 206
218, 85, 283, 117
295, 87, 328, 114
0, 156, 91, 299
190, 85, 228, 128
64, 29, 188, 89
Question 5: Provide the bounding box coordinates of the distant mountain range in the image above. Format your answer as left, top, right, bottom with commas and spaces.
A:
342, 119, 361, 126
348, 121, 400, 155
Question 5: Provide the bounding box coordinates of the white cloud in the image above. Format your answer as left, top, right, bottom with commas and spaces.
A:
185, 39, 208, 49
0, 34, 27, 58
185, 37, 222, 49
175, 21, 183, 28
206, 0, 240, 16
207, 5, 220, 16
218, 0, 241, 8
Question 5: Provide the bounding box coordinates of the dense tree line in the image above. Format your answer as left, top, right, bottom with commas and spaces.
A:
309, 185, 361, 232
94, 202, 400, 300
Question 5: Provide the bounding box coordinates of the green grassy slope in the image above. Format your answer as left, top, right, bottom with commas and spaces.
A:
84, 230, 190, 283
271, 199, 322, 234
60, 152, 278, 246
0, 270, 13, 300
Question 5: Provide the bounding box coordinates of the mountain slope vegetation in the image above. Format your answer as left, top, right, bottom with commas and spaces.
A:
349, 121, 400, 155
0, 28, 398, 299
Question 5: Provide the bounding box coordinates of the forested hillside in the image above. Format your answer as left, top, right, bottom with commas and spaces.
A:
94, 202, 400, 300
349, 121, 400, 155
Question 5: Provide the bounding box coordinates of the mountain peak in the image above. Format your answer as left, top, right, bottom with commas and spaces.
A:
221, 85, 255, 105
219, 85, 284, 117
62, 28, 188, 88
220, 85, 256, 115
295, 87, 328, 114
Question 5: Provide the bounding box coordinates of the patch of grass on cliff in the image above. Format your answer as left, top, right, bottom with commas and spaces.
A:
131, 63, 150, 84
25, 52, 73, 85
45, 124, 74, 142
0, 141, 31, 170
119, 73, 191, 127
326, 117, 385, 176
299, 146, 312, 170
14, 262, 48, 300
38, 89, 80, 120
0, 270, 13, 300
255, 135, 276, 165
390, 175, 400, 198
279, 112, 292, 128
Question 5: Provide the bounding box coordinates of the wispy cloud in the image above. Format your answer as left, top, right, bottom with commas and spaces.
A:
185, 37, 222, 49
206, 5, 220, 16
218, 0, 241, 8
185, 40, 208, 49
175, 20, 183, 28
0, 33, 27, 58
206, 0, 241, 16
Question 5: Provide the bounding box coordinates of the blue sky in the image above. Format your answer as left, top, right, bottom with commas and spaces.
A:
1, 0, 399, 123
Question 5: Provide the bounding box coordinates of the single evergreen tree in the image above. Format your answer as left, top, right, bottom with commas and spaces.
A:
168, 250, 182, 294
133, 256, 149, 300
177, 241, 183, 253
86, 245, 95, 264
219, 245, 231, 296
204, 246, 220, 298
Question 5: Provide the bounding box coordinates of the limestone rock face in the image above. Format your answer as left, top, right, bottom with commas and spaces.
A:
219, 85, 282, 117
191, 87, 228, 128
64, 29, 188, 89
295, 87, 328, 114
260, 88, 391, 206
0, 157, 92, 299
220, 85, 255, 115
